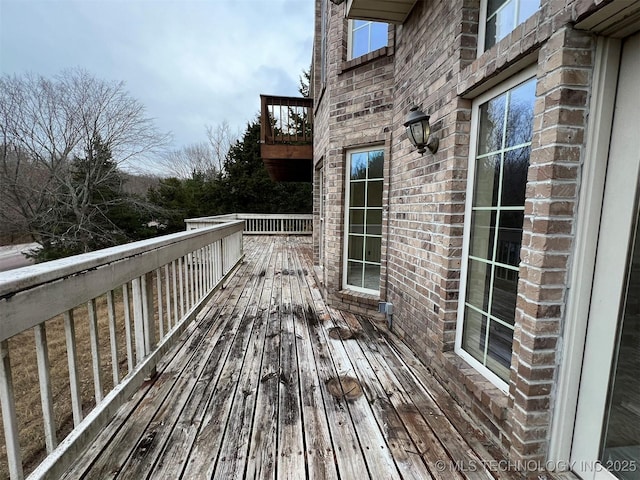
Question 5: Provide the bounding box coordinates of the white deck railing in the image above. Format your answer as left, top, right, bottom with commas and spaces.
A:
0, 221, 244, 480
185, 213, 313, 235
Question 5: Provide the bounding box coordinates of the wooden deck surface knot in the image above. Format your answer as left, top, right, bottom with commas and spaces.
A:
326, 376, 363, 401
328, 327, 356, 340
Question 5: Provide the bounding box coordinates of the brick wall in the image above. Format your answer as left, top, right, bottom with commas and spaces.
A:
314, 0, 610, 469
509, 25, 594, 464
312, 0, 395, 314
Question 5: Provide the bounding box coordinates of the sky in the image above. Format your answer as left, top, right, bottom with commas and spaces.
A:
0, 0, 314, 171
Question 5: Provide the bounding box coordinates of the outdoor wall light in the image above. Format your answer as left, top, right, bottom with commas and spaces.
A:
404, 106, 439, 155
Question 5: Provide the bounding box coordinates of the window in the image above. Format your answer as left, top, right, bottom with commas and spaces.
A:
456, 71, 536, 387
348, 20, 388, 59
344, 148, 384, 293
482, 0, 539, 51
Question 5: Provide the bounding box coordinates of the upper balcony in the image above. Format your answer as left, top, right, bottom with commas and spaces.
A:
260, 95, 313, 183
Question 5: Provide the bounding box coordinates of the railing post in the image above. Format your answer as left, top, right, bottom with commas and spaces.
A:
0, 340, 23, 480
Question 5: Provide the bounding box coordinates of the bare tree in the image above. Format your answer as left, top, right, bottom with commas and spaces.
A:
0, 69, 169, 250
206, 121, 238, 173
158, 121, 238, 179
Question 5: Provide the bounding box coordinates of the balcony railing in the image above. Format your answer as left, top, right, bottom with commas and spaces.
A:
185, 213, 313, 235
0, 220, 244, 479
259, 95, 313, 182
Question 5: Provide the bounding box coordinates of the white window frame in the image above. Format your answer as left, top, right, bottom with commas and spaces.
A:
478, 0, 539, 57
454, 65, 537, 392
347, 19, 388, 60
343, 146, 384, 294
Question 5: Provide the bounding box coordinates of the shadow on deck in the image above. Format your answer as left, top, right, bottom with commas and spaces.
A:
60, 236, 520, 479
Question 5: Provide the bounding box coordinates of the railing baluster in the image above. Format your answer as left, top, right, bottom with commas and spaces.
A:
142, 272, 155, 355
132, 277, 146, 366
63, 310, 83, 426
164, 264, 172, 331
195, 251, 201, 302
122, 284, 134, 373
87, 298, 103, 403
0, 340, 23, 480
172, 260, 179, 325
210, 246, 215, 287
155, 269, 164, 340
178, 257, 185, 318
106, 290, 120, 386
189, 252, 195, 308
34, 323, 57, 453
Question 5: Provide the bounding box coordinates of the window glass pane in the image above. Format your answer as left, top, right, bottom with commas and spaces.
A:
505, 79, 535, 148
366, 209, 382, 235
496, 210, 523, 266
486, 321, 514, 381
352, 26, 369, 58
462, 306, 487, 363
347, 235, 364, 261
478, 95, 506, 155
351, 152, 368, 180
349, 209, 365, 234
368, 150, 384, 178
347, 261, 363, 288
494, 0, 516, 44
363, 263, 380, 290
466, 259, 492, 311
491, 267, 518, 323
518, 0, 540, 24
461, 76, 535, 382
473, 155, 500, 207
346, 148, 384, 293
487, 0, 506, 16
369, 22, 388, 51
485, 15, 497, 51
501, 147, 529, 206
470, 209, 497, 260
350, 182, 365, 207
367, 180, 383, 207
364, 236, 381, 263
485, 0, 539, 51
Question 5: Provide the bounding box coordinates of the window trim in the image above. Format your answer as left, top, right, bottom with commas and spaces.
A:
454, 65, 537, 392
342, 146, 384, 295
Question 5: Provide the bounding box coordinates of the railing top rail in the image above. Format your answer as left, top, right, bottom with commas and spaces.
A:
0, 220, 244, 299
185, 214, 312, 223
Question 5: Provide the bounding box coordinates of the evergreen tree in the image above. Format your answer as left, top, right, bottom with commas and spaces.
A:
148, 118, 312, 220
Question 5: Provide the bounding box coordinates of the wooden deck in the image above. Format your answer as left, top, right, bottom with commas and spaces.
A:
60, 236, 519, 480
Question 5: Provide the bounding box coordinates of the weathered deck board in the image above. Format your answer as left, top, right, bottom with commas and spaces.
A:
62, 236, 520, 480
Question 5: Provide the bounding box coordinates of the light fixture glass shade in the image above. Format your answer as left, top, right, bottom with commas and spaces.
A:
403, 106, 432, 154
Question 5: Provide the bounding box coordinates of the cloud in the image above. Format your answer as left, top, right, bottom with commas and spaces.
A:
0, 0, 314, 158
